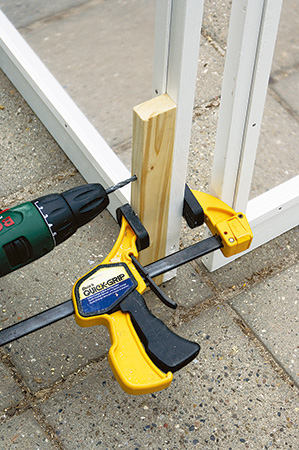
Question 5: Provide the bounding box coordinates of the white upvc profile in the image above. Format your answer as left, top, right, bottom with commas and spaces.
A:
1, 0, 298, 272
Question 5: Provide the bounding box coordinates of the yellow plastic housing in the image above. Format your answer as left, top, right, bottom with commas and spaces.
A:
192, 191, 253, 257
72, 217, 173, 395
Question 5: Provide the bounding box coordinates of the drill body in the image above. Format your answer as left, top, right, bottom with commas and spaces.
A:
0, 183, 110, 277
0, 202, 53, 276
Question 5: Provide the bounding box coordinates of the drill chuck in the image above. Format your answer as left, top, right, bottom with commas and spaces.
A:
33, 184, 109, 245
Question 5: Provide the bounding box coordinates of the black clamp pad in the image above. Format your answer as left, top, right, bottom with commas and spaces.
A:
116, 204, 150, 252
183, 184, 205, 229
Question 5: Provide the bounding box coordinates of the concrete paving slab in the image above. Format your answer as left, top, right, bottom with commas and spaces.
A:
4, 315, 111, 393
188, 108, 219, 194
17, 0, 155, 161
183, 42, 223, 198
230, 263, 299, 386
40, 305, 299, 449
0, 71, 72, 199
0, 360, 25, 414
271, 71, 299, 118
251, 92, 299, 198
0, 0, 86, 29
0, 409, 56, 449
181, 224, 298, 295
194, 36, 225, 106
202, 0, 231, 49
271, 0, 299, 74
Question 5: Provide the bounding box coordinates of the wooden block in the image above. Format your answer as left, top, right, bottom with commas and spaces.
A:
131, 94, 177, 273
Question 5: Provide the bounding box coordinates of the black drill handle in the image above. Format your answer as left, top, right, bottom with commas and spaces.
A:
120, 290, 200, 373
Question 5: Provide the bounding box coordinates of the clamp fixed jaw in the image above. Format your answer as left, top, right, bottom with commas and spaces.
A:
184, 185, 253, 257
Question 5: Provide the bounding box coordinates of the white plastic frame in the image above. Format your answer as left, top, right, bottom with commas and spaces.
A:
204, 0, 299, 270
1, 1, 298, 272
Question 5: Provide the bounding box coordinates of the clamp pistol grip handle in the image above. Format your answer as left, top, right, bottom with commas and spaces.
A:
106, 311, 173, 395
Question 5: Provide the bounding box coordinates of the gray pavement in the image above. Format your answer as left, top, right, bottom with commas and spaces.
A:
0, 1, 299, 449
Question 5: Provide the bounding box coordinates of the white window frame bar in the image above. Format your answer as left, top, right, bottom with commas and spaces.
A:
203, 0, 299, 271
0, 10, 130, 216
153, 0, 204, 259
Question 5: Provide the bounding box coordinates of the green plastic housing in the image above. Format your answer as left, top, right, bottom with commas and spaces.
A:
0, 202, 54, 277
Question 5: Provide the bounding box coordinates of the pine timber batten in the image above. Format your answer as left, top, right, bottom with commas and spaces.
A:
131, 94, 177, 275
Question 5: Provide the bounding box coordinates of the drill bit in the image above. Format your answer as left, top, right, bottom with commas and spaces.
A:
106, 175, 137, 195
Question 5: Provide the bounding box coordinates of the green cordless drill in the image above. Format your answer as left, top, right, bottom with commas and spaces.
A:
0, 176, 136, 277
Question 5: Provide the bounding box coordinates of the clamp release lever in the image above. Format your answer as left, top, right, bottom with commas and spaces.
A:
130, 254, 177, 309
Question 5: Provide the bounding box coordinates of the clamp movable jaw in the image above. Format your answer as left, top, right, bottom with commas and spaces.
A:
73, 205, 199, 395
73, 209, 171, 395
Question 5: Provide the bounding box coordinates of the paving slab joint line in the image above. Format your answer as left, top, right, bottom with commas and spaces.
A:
270, 61, 299, 83
0, 349, 34, 419
18, 0, 100, 32
201, 28, 226, 57
31, 407, 66, 450
228, 303, 299, 391
0, 347, 109, 423
268, 85, 299, 123
197, 248, 299, 302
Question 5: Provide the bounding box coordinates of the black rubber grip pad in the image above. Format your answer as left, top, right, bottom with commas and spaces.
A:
3, 237, 32, 268
120, 290, 200, 373
183, 184, 204, 229
116, 204, 149, 252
